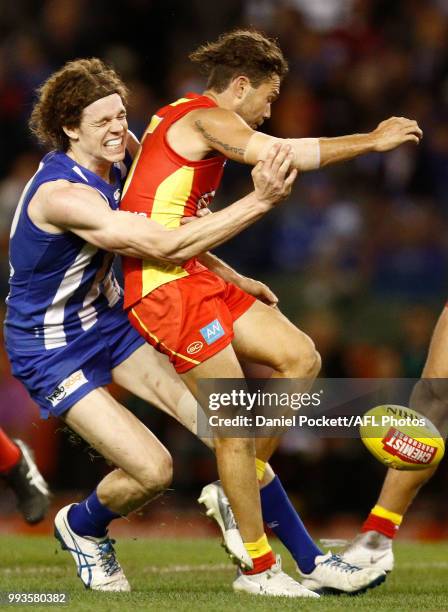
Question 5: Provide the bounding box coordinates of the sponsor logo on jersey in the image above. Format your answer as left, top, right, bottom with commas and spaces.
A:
113, 189, 121, 201
200, 319, 225, 345
187, 340, 203, 355
46, 370, 88, 407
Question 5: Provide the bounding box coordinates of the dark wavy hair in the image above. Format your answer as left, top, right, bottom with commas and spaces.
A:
189, 29, 288, 92
29, 58, 129, 151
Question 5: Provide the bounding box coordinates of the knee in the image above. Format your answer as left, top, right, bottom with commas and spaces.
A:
137, 449, 173, 497
153, 450, 173, 491
276, 332, 321, 378
214, 436, 255, 458
310, 348, 322, 378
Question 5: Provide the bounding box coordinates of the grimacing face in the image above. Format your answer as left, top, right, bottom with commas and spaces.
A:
237, 75, 280, 130
67, 93, 128, 164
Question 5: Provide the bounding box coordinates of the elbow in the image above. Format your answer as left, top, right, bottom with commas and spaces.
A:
159, 251, 188, 266
171, 253, 189, 265
121, 226, 192, 265
152, 237, 190, 265
164, 249, 189, 266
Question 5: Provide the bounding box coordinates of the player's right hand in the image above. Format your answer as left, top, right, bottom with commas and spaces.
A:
371, 117, 423, 152
251, 143, 298, 207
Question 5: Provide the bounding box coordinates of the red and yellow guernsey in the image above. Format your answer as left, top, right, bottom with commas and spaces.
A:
121, 93, 226, 309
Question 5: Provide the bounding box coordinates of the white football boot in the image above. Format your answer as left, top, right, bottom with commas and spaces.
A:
299, 551, 386, 594
54, 504, 130, 591
341, 531, 394, 572
198, 481, 253, 570
234, 555, 320, 598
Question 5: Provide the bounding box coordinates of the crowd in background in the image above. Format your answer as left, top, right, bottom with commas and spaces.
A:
1, 0, 448, 527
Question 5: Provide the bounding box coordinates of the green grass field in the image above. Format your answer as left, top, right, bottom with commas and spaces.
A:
1, 536, 448, 611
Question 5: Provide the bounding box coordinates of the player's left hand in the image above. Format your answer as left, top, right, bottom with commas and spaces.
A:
180, 208, 212, 224
235, 276, 278, 307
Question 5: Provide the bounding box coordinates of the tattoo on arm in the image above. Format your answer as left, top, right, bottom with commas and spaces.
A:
194, 120, 245, 157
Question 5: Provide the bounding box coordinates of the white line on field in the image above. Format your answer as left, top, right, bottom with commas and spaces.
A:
1, 563, 233, 575
142, 563, 232, 574
2, 566, 67, 574
401, 561, 448, 568
3, 561, 448, 575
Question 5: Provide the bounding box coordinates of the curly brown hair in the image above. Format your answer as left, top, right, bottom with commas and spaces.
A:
29, 58, 129, 151
189, 29, 288, 93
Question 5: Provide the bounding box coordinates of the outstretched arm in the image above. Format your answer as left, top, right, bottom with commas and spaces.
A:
189, 107, 422, 171
317, 117, 423, 167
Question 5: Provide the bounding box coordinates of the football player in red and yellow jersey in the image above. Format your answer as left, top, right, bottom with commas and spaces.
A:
121, 29, 422, 596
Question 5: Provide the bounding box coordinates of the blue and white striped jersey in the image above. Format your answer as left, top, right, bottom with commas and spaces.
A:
4, 151, 127, 352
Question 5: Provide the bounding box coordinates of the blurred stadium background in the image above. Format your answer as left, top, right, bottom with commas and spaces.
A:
1, 0, 448, 540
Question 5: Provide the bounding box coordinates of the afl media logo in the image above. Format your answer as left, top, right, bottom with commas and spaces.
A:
187, 341, 203, 355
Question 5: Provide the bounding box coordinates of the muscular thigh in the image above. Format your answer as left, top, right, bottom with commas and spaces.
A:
112, 342, 206, 437
232, 300, 313, 370
113, 343, 216, 445
181, 342, 245, 395
112, 343, 190, 419
62, 387, 170, 479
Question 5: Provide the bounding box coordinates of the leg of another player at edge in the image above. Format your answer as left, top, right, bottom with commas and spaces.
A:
0, 429, 50, 525
360, 305, 448, 540
360, 468, 435, 539
62, 387, 173, 537
233, 300, 323, 572
181, 343, 276, 574
0, 428, 21, 473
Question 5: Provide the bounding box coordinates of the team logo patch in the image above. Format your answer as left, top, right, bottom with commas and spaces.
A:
113, 189, 121, 201
200, 319, 225, 345
187, 341, 203, 355
46, 370, 88, 407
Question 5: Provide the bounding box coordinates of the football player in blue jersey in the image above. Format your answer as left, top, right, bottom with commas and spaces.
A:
5, 59, 390, 596
5, 57, 385, 597
4, 58, 301, 593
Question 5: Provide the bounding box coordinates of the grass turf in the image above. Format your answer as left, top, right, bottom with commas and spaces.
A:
1, 536, 447, 611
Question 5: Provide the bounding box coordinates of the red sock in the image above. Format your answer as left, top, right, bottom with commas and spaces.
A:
243, 533, 276, 575
361, 513, 399, 539
0, 429, 21, 473
244, 550, 276, 575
